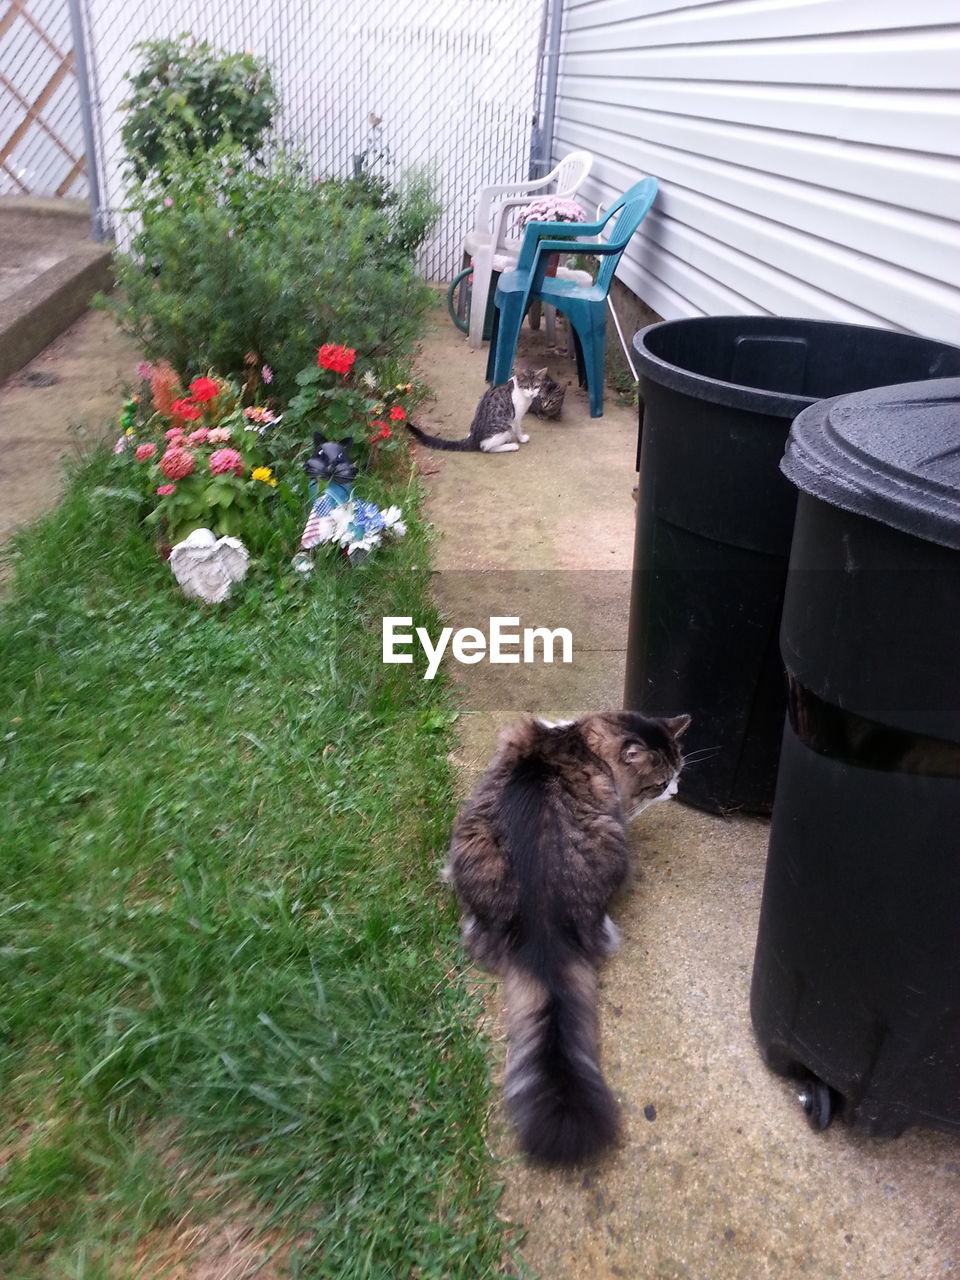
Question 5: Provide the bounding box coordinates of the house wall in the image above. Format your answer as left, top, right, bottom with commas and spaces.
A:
553, 0, 960, 344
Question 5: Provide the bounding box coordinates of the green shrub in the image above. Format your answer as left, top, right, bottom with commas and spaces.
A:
109, 144, 438, 400
120, 35, 276, 181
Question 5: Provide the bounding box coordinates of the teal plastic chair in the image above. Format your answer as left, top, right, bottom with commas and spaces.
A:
485, 177, 658, 416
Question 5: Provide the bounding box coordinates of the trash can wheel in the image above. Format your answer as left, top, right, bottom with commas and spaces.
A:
798, 1078, 837, 1131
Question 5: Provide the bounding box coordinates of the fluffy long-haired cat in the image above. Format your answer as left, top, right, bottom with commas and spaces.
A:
444, 710, 689, 1165
406, 368, 548, 452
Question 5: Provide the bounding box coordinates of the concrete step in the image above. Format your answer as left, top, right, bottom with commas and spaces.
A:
0, 198, 115, 386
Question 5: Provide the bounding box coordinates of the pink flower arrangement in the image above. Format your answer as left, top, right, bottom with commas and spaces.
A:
516, 197, 587, 229
209, 448, 245, 477
159, 447, 196, 480
135, 442, 157, 461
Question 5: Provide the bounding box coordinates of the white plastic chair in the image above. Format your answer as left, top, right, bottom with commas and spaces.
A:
461, 150, 593, 349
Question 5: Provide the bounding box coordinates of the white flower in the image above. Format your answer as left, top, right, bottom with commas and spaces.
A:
362, 370, 378, 389
348, 531, 382, 556
380, 505, 407, 537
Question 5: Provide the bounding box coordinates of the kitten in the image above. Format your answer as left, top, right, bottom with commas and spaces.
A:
406, 368, 548, 452
444, 709, 690, 1165
529, 371, 566, 420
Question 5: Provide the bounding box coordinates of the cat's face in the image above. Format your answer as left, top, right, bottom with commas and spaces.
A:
583, 711, 690, 816
514, 366, 549, 394
305, 433, 357, 484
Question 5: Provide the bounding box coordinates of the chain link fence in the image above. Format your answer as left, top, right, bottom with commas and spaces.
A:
2, 0, 549, 282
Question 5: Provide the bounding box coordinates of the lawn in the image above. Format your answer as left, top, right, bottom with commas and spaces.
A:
0, 450, 517, 1277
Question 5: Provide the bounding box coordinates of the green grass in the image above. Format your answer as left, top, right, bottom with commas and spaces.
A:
0, 452, 519, 1277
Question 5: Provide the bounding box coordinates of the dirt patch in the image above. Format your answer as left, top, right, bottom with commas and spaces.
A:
0, 308, 138, 561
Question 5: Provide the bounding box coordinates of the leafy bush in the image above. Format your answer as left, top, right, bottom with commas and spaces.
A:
109, 143, 438, 400
120, 36, 276, 181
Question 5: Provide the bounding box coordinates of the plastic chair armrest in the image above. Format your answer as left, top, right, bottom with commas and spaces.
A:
516, 219, 606, 270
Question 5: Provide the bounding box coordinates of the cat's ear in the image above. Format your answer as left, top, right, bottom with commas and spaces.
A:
339, 436, 354, 450
534, 367, 548, 379
664, 714, 692, 740
621, 741, 655, 770
313, 431, 326, 448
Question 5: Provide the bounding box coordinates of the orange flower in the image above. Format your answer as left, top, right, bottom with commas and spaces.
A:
150, 360, 182, 417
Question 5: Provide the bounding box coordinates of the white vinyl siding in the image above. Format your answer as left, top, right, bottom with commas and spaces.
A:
554, 0, 960, 343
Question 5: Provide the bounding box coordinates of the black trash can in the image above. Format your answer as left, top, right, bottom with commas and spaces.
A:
750, 377, 960, 1137
625, 317, 960, 814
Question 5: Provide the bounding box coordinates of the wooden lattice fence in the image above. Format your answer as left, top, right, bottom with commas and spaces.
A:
0, 0, 88, 197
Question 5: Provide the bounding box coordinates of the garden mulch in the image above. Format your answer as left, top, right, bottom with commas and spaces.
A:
411, 305, 959, 1280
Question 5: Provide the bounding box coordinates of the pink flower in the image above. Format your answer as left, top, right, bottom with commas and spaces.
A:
165, 426, 185, 439
163, 197, 173, 208
209, 448, 245, 477
156, 483, 176, 495
134, 442, 157, 461
261, 364, 273, 384
113, 436, 127, 454
135, 360, 155, 380
159, 447, 195, 480
207, 427, 232, 443
187, 427, 210, 444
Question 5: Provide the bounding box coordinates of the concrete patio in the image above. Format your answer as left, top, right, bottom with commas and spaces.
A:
411, 308, 959, 1279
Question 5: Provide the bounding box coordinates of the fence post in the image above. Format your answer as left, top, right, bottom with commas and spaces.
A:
66, 0, 107, 242
532, 0, 563, 177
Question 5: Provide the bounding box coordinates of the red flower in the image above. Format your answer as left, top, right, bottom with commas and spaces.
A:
188, 376, 219, 402
156, 483, 176, 496
389, 406, 406, 422
159, 447, 195, 480
317, 344, 357, 375
135, 442, 157, 461
370, 421, 391, 442
170, 398, 202, 421
209, 448, 245, 477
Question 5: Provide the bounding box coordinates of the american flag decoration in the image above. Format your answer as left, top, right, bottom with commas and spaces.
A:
300, 491, 338, 549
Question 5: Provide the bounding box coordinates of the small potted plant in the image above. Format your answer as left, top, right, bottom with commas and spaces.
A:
516, 197, 587, 275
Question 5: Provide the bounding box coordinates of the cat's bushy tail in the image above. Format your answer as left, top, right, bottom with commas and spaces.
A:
405, 422, 475, 451
503, 943, 618, 1165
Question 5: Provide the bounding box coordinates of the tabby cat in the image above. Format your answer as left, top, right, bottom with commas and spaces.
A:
406, 367, 548, 452
444, 709, 690, 1165
530, 371, 566, 420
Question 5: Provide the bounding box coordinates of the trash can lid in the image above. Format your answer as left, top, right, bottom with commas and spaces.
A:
782, 377, 960, 550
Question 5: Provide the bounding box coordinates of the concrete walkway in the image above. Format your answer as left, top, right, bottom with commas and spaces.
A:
412, 308, 959, 1280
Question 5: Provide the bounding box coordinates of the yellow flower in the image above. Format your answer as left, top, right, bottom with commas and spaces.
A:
252, 466, 274, 484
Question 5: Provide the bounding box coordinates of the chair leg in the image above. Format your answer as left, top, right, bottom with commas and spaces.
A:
467, 251, 493, 350
487, 293, 527, 386
567, 307, 607, 417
